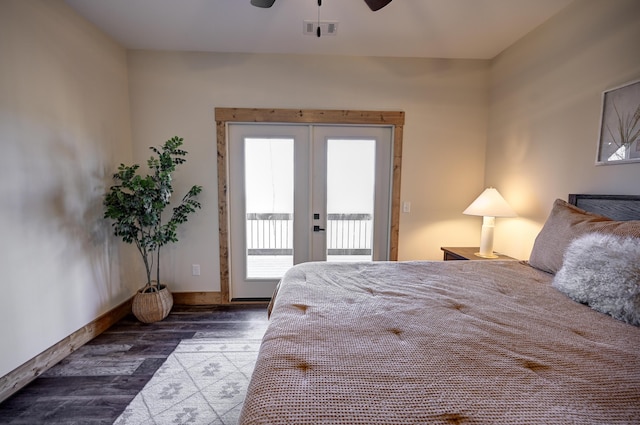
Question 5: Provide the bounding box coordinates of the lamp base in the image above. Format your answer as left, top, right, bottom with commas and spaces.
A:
477, 217, 497, 259
474, 252, 499, 259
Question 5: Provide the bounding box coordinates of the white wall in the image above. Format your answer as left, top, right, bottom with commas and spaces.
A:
0, 0, 134, 377
126, 52, 491, 292
486, 0, 640, 260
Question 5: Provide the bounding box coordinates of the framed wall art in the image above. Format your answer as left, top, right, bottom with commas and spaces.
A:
596, 79, 640, 164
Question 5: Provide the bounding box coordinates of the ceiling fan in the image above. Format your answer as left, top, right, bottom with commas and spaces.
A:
250, 0, 393, 12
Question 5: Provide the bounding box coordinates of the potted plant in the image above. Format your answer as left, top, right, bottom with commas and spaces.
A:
104, 136, 202, 323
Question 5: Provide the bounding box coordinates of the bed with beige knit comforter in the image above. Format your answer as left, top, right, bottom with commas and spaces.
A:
239, 260, 640, 424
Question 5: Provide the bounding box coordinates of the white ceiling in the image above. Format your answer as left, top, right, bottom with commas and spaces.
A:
64, 0, 574, 59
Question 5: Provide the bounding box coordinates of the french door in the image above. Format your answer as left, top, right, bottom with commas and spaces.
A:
227, 123, 393, 299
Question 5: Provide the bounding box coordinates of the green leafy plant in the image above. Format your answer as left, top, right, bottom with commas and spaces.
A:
104, 136, 202, 292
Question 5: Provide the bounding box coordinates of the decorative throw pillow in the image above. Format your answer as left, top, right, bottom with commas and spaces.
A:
529, 199, 640, 274
552, 233, 640, 326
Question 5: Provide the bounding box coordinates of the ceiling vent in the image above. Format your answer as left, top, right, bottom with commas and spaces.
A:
303, 20, 338, 36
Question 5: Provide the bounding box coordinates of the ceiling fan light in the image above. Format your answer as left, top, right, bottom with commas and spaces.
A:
250, 0, 276, 8
363, 0, 392, 11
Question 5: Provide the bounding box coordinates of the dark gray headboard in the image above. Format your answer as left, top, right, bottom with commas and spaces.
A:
568, 194, 640, 221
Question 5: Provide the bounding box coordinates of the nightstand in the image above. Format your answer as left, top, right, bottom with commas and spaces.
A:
441, 247, 517, 261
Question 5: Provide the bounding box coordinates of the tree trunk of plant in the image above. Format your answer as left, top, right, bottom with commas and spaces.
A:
156, 246, 161, 287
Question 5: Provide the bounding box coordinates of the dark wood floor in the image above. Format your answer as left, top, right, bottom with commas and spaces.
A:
0, 304, 270, 425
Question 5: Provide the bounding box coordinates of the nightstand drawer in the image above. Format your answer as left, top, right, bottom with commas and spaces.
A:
443, 250, 468, 261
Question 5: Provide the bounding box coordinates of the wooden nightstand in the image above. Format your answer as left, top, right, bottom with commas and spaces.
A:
441, 247, 517, 261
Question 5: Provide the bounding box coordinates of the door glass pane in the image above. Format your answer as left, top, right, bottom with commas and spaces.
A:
245, 138, 293, 278
326, 139, 375, 262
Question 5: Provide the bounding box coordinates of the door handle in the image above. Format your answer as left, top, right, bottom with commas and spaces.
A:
313, 225, 325, 232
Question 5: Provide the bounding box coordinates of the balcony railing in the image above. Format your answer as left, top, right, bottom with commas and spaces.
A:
246, 213, 293, 255
325, 213, 372, 255
246, 213, 372, 256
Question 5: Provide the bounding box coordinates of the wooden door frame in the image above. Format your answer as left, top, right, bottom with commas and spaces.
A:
216, 108, 405, 303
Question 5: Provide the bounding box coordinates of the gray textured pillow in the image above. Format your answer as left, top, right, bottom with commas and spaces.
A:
529, 199, 640, 274
552, 233, 640, 326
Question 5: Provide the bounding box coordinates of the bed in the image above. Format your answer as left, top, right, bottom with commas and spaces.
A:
240, 194, 640, 424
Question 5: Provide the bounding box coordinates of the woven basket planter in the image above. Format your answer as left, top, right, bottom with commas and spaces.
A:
132, 285, 173, 323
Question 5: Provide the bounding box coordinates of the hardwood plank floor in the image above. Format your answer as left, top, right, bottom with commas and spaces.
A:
0, 304, 269, 425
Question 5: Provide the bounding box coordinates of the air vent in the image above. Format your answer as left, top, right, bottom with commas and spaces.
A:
303, 20, 338, 36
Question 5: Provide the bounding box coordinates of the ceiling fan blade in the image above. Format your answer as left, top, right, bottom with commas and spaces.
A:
363, 0, 392, 11
250, 0, 276, 8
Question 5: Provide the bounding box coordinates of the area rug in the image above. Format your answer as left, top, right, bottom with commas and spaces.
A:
113, 338, 262, 425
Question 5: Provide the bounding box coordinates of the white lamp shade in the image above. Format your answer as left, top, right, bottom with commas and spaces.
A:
463, 188, 517, 218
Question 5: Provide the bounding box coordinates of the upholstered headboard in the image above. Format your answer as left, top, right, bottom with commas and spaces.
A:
568, 194, 640, 221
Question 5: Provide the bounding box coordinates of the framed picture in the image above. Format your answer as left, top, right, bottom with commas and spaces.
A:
596, 79, 640, 164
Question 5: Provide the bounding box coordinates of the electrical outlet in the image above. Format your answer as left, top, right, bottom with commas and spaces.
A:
402, 201, 411, 213
191, 264, 201, 276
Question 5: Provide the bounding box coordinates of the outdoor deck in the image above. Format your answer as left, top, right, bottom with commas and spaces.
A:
246, 212, 374, 278
248, 255, 371, 279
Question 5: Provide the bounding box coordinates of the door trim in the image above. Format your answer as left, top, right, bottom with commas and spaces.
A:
216, 108, 405, 303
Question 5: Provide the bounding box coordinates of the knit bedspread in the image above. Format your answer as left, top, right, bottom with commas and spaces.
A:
240, 261, 640, 424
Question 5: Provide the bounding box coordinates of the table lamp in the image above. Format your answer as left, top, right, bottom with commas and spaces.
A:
463, 188, 517, 258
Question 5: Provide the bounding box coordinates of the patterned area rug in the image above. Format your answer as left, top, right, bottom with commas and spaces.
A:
113, 339, 262, 425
